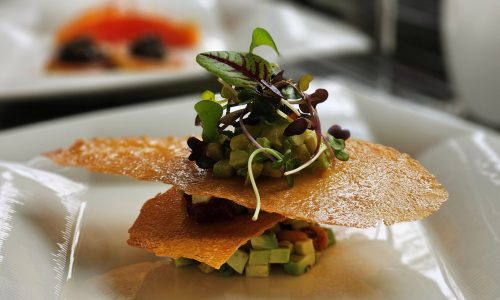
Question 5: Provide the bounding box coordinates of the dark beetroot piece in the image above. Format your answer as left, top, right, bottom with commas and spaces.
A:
327, 124, 350, 140
57, 36, 104, 63
183, 194, 246, 223
130, 34, 166, 60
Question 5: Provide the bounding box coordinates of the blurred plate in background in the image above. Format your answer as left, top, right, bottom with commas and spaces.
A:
0, 0, 370, 101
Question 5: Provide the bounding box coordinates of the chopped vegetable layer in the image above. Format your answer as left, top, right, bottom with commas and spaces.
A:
174, 220, 336, 277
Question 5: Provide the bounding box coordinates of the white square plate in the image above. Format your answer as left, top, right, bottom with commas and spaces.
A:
0, 80, 499, 299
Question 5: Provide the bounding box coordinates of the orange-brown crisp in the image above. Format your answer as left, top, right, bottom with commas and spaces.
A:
47, 136, 448, 227
128, 188, 284, 268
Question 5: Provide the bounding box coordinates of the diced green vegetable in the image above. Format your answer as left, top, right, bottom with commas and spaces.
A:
251, 233, 278, 250
229, 150, 249, 169
248, 249, 271, 265
213, 160, 234, 178
290, 220, 310, 230
219, 263, 234, 276
262, 161, 282, 178
309, 152, 330, 171
283, 254, 315, 275
325, 227, 336, 246
278, 240, 293, 250
174, 257, 195, 268
293, 144, 311, 164
217, 133, 230, 145
230, 134, 249, 150
206, 142, 224, 161
245, 264, 270, 277
226, 249, 249, 274
270, 247, 291, 263
294, 238, 315, 255
290, 134, 305, 146
248, 162, 264, 180
198, 263, 215, 274
304, 130, 318, 153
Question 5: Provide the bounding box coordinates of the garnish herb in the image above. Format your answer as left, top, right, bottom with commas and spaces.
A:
189, 28, 351, 220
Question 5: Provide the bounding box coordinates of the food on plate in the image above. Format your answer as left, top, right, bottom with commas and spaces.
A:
46, 4, 199, 72
46, 28, 448, 277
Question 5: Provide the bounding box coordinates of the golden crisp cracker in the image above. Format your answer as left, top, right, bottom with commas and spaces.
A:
127, 188, 284, 268
47, 136, 448, 227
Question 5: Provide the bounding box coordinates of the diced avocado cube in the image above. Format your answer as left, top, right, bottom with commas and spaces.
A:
229, 150, 249, 169
247, 137, 272, 154
263, 122, 287, 150
219, 263, 234, 276
226, 249, 249, 274
309, 152, 330, 171
191, 194, 212, 204
304, 132, 318, 153
293, 144, 311, 164
251, 233, 278, 250
289, 134, 305, 146
325, 227, 336, 246
294, 238, 315, 255
248, 162, 264, 179
217, 133, 230, 145
174, 257, 195, 268
262, 161, 282, 178
245, 264, 270, 277
213, 160, 234, 178
236, 167, 247, 177
230, 134, 249, 150
198, 263, 215, 274
290, 220, 310, 230
278, 240, 294, 250
257, 137, 271, 148
206, 142, 224, 161
248, 249, 271, 266
283, 254, 315, 275
270, 247, 291, 263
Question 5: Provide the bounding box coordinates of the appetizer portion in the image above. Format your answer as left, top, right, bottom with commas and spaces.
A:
46, 4, 199, 72
128, 188, 335, 276
46, 28, 448, 277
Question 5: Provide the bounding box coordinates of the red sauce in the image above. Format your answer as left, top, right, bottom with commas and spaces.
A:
56, 5, 199, 47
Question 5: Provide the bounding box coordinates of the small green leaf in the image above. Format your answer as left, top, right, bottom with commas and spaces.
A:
334, 150, 349, 161
328, 136, 345, 151
298, 74, 313, 91
194, 100, 223, 142
249, 27, 280, 55
196, 51, 273, 88
201, 90, 215, 101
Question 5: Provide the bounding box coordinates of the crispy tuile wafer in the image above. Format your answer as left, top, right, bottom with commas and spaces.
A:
127, 188, 284, 268
46, 136, 448, 227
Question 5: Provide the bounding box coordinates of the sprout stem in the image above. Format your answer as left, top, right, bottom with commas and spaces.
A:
248, 147, 284, 220
280, 98, 301, 116
277, 109, 292, 121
